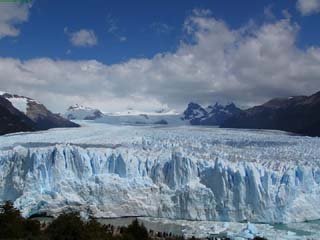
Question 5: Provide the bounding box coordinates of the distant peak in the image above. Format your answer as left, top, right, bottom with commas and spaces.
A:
65, 104, 103, 120
226, 102, 236, 107
68, 104, 94, 111
187, 102, 203, 109
1, 92, 33, 100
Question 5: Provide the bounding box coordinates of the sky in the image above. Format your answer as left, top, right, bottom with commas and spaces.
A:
0, 0, 320, 113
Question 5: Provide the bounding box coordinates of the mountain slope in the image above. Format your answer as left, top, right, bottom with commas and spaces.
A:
222, 91, 320, 136
182, 102, 207, 125
0, 95, 36, 135
0, 92, 79, 135
24, 100, 79, 129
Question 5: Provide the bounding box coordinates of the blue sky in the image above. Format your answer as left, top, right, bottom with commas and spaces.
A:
1, 0, 319, 64
0, 0, 320, 112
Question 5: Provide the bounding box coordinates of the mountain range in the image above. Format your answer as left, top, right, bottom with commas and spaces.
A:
3, 89, 320, 137
182, 102, 242, 125
182, 91, 320, 137
64, 104, 184, 125
222, 91, 320, 137
64, 102, 243, 127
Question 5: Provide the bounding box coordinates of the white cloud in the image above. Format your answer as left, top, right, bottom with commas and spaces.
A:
297, 0, 320, 15
65, 28, 98, 47
1, 10, 320, 113
0, 3, 30, 39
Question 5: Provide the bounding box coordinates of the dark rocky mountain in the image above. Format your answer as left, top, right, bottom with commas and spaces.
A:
201, 103, 242, 126
182, 102, 208, 125
222, 91, 320, 137
0, 96, 36, 135
182, 102, 242, 125
26, 100, 80, 129
0, 92, 79, 135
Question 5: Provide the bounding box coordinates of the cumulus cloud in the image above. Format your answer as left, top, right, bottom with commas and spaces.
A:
297, 0, 320, 15
1, 9, 320, 113
65, 28, 98, 47
0, 3, 30, 39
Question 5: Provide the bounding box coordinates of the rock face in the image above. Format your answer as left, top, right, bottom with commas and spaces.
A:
0, 96, 36, 135
202, 103, 242, 126
182, 102, 242, 125
182, 103, 208, 124
0, 124, 319, 223
26, 101, 79, 130
0, 92, 79, 135
222, 91, 320, 137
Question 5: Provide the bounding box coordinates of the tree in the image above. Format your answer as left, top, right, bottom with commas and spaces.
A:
84, 217, 111, 240
0, 201, 41, 239
122, 219, 149, 240
45, 212, 86, 240
0, 201, 25, 239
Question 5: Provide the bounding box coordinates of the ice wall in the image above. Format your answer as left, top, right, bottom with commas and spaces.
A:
1, 142, 319, 223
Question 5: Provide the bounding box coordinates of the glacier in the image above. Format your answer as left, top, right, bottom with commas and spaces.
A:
0, 122, 320, 224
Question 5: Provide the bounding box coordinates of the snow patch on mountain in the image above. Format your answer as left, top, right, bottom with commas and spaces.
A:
6, 97, 28, 113
0, 92, 37, 114
65, 104, 103, 120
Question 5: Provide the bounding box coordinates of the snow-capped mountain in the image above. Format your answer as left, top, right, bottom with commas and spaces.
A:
65, 104, 184, 125
0, 123, 319, 224
0, 92, 37, 114
0, 92, 79, 135
96, 111, 184, 125
182, 102, 207, 124
0, 95, 36, 135
182, 102, 242, 125
65, 104, 104, 120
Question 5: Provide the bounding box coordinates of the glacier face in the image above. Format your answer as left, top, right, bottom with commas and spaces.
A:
0, 122, 320, 223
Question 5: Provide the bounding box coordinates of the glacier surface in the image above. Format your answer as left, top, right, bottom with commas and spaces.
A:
0, 122, 320, 224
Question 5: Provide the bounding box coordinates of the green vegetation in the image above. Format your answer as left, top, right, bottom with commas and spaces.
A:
0, 201, 267, 240
0, 201, 41, 239
0, 201, 187, 240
